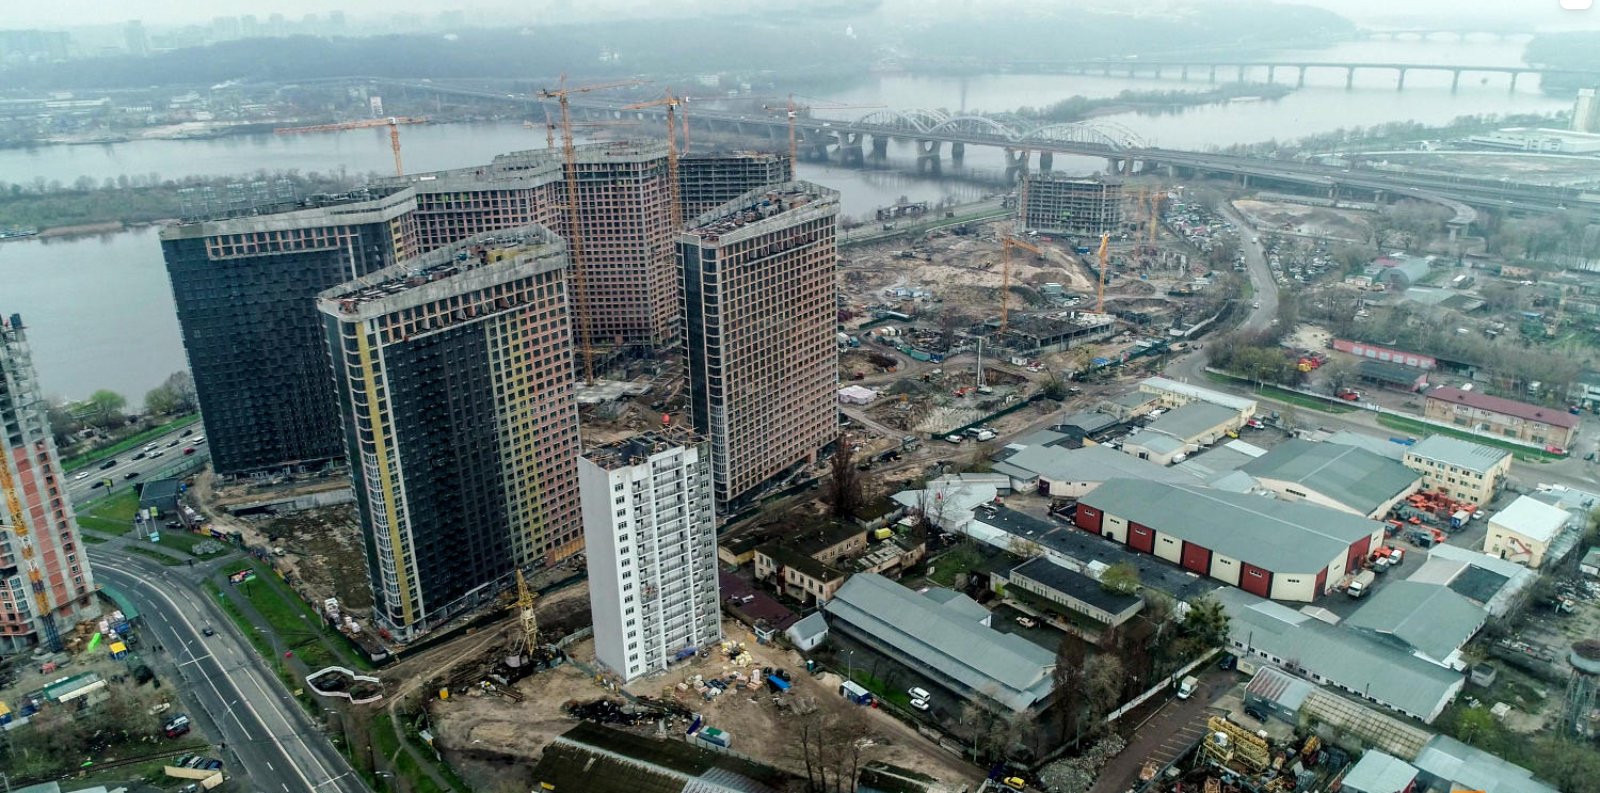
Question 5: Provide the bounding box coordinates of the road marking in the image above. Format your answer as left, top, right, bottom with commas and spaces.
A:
179, 654, 215, 667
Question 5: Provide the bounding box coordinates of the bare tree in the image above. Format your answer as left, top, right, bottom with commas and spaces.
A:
1053, 636, 1089, 742
825, 437, 864, 520
791, 708, 874, 793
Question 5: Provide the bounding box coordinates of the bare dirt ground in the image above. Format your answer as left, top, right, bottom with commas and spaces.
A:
1233, 199, 1372, 242
259, 504, 374, 613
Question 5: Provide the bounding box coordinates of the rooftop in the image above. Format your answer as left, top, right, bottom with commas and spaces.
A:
1358, 358, 1427, 386
1106, 391, 1160, 409
824, 574, 1054, 712
529, 721, 794, 793
1125, 433, 1185, 455
319, 226, 564, 314
683, 180, 839, 241
1325, 430, 1408, 460
1488, 495, 1571, 544
1083, 479, 1383, 574
1426, 386, 1578, 429
1010, 556, 1142, 616
161, 186, 413, 234
1405, 435, 1511, 474
1056, 411, 1120, 435
991, 444, 1194, 487
1240, 439, 1421, 516
1144, 401, 1238, 441
1216, 588, 1464, 722
1344, 581, 1486, 662
1405, 545, 1534, 619
1413, 734, 1558, 793
756, 544, 847, 583
1140, 376, 1258, 414
583, 430, 704, 471
1341, 751, 1418, 793
1245, 666, 1315, 712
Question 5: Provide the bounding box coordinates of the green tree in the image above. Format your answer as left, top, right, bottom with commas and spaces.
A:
1100, 561, 1140, 595
1183, 595, 1231, 649
85, 389, 126, 425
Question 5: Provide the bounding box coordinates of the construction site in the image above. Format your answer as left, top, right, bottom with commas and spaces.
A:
1138, 714, 1355, 793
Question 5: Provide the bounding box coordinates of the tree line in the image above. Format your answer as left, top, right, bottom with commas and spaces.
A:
0, 170, 370, 231
47, 371, 196, 449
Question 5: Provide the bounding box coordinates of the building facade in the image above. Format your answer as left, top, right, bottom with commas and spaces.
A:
0, 314, 99, 653
1423, 386, 1579, 449
681, 182, 840, 510
1402, 435, 1512, 507
678, 152, 793, 219
579, 432, 719, 681
160, 188, 418, 476
1573, 89, 1600, 134
1020, 174, 1123, 236
319, 228, 580, 639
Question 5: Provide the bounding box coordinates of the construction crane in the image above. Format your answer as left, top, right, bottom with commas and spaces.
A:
1147, 189, 1166, 246
1095, 233, 1111, 314
623, 90, 687, 231
275, 116, 426, 177
0, 449, 58, 651
999, 234, 1043, 336
508, 570, 539, 659
537, 77, 646, 385
762, 96, 884, 166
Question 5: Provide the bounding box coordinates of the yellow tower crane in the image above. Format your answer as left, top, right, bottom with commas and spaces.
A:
623, 89, 688, 231
509, 570, 539, 658
537, 76, 646, 385
1096, 233, 1111, 315
274, 116, 426, 177
999, 234, 1043, 336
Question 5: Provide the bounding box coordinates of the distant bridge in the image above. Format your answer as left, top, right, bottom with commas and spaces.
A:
898, 57, 1600, 92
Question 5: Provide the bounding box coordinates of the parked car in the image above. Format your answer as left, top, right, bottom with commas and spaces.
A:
907, 686, 931, 702
910, 697, 930, 712
1014, 616, 1038, 629
1218, 653, 1237, 671
1244, 705, 1268, 722
1004, 777, 1028, 790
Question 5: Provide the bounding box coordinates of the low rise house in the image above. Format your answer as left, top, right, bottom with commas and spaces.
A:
997, 556, 1144, 628
1403, 435, 1512, 507
824, 573, 1055, 712
1240, 439, 1421, 519
754, 545, 848, 606
1076, 480, 1386, 602
785, 611, 829, 652
1486, 496, 1570, 568
991, 444, 1193, 497
1343, 581, 1486, 669
1424, 386, 1578, 449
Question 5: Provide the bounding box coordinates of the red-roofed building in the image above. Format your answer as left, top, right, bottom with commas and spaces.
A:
1424, 386, 1578, 449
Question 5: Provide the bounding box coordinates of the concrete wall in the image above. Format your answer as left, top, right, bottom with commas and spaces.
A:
1484, 525, 1549, 568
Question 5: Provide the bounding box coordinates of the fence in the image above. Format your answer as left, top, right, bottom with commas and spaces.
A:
937, 393, 1049, 438
1103, 647, 1219, 725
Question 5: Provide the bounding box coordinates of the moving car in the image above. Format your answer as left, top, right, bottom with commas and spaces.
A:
202, 626, 215, 637
99, 459, 118, 470
124, 471, 140, 480
73, 472, 89, 480
184, 447, 197, 455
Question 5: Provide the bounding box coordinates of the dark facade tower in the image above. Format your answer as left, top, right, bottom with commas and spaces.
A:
678, 152, 793, 220
159, 189, 417, 476
319, 228, 580, 639
680, 182, 840, 511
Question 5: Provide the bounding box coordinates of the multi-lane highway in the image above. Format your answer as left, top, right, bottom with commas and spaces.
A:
91, 551, 365, 793
66, 419, 207, 505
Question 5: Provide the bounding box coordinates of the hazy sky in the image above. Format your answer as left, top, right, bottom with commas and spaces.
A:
10, 0, 1600, 30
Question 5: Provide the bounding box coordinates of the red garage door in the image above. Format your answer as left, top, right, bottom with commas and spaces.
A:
1346, 535, 1372, 572
1075, 504, 1103, 533
1128, 522, 1156, 554
1315, 568, 1329, 596
1181, 542, 1212, 575
1240, 563, 1273, 598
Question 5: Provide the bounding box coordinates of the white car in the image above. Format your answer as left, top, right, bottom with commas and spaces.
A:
907, 686, 931, 702
192, 435, 206, 443
910, 697, 930, 712
73, 471, 89, 480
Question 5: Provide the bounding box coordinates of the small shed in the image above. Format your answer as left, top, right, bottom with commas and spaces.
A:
786, 612, 829, 652
837, 385, 878, 405
137, 478, 182, 516
1341, 751, 1419, 793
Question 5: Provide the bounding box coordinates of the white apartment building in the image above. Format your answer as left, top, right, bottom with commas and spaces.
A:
579, 432, 721, 681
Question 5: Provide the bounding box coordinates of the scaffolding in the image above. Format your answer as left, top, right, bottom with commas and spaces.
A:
1020, 174, 1124, 236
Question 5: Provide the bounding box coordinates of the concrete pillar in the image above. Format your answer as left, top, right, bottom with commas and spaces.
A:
1208, 65, 1217, 84
1267, 65, 1276, 84
1297, 66, 1307, 88
1103, 64, 1112, 76
1346, 67, 1356, 89
1237, 64, 1247, 82
1509, 72, 1520, 94
1451, 70, 1461, 92
950, 141, 965, 162
868, 135, 889, 164
1154, 66, 1163, 79
1038, 151, 1054, 172
1397, 68, 1407, 90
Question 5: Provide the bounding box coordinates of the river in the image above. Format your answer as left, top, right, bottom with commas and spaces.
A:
0, 36, 1574, 402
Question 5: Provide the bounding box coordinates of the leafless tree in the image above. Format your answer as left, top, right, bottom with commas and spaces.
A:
825, 438, 864, 520
791, 709, 874, 793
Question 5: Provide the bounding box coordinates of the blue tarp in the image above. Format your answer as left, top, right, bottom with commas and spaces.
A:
767, 675, 791, 692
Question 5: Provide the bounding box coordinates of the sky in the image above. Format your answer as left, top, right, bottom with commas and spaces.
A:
8, 0, 1600, 30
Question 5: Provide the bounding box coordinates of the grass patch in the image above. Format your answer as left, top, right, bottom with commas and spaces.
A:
153, 529, 228, 557
371, 714, 456, 793
79, 532, 110, 544
61, 414, 199, 472
122, 544, 184, 566
81, 489, 142, 523
1375, 414, 1560, 462
926, 546, 983, 588
849, 669, 912, 710
77, 516, 127, 534
1203, 371, 1356, 413
207, 579, 302, 692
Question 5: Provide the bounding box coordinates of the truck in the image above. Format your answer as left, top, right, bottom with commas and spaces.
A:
839, 680, 873, 705
1176, 675, 1199, 699
1450, 510, 1472, 530
698, 727, 732, 748
1346, 570, 1376, 598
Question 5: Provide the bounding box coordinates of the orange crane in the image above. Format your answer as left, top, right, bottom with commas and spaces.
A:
537, 77, 646, 385
274, 116, 426, 177
623, 90, 687, 231
1148, 189, 1166, 245
999, 234, 1043, 336
1096, 233, 1111, 314
0, 447, 57, 650
762, 96, 884, 166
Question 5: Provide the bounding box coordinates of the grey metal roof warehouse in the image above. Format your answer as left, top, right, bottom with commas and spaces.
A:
1240, 439, 1420, 516
1405, 435, 1510, 474
1413, 735, 1558, 793
1009, 556, 1142, 616
1325, 430, 1407, 460
991, 444, 1195, 487
1056, 411, 1119, 436
1215, 588, 1464, 722
823, 573, 1055, 712
1344, 581, 1485, 664
1082, 479, 1382, 574
1340, 751, 1418, 793
1405, 545, 1533, 619
1143, 401, 1238, 440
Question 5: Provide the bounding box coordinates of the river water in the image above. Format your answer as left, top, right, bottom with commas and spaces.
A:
0, 36, 1573, 402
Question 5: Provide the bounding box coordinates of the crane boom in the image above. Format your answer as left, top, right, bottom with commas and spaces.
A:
274, 116, 427, 135
623, 90, 687, 231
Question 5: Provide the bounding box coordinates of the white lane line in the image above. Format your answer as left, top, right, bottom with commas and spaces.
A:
101, 563, 320, 793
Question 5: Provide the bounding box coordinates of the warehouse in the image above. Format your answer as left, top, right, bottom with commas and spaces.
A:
1343, 581, 1486, 669
991, 443, 1194, 497
997, 556, 1145, 628
1240, 439, 1422, 519
1138, 376, 1258, 420
1122, 401, 1244, 465
1075, 479, 1386, 602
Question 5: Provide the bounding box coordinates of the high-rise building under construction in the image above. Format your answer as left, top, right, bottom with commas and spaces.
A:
678, 152, 793, 220
0, 314, 99, 653
680, 182, 840, 510
318, 227, 581, 639
160, 188, 418, 476
1020, 174, 1124, 236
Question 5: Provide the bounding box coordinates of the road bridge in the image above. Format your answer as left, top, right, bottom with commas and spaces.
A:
898, 58, 1600, 92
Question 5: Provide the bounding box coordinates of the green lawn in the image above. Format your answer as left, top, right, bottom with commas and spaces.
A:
926, 547, 983, 588
62, 414, 199, 472
371, 715, 458, 793
152, 529, 228, 557
1203, 371, 1356, 413
1375, 414, 1561, 462
123, 544, 184, 566
79, 532, 110, 544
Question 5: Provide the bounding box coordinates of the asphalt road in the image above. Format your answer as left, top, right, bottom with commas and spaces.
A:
91, 552, 365, 793
67, 420, 207, 505
1216, 201, 1278, 334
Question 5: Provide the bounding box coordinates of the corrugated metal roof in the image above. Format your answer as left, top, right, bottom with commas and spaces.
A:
823, 574, 1053, 711
1216, 588, 1464, 722
1408, 545, 1535, 619
1144, 401, 1238, 441
1241, 439, 1421, 516
997, 445, 1194, 486
1344, 581, 1486, 662
1413, 735, 1558, 793
1405, 435, 1511, 474
1341, 751, 1418, 793
1083, 479, 1381, 574
1140, 377, 1258, 413
1245, 666, 1314, 711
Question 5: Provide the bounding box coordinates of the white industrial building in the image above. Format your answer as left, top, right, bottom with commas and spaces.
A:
580, 432, 721, 681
